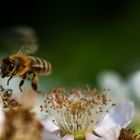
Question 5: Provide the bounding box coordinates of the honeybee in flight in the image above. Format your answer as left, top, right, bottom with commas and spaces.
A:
0, 28, 52, 92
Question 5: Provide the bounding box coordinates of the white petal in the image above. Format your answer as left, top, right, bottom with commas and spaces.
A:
85, 133, 102, 140
128, 71, 140, 99
0, 77, 21, 94
108, 101, 134, 127
43, 131, 62, 140
42, 119, 59, 132
63, 135, 74, 140
98, 127, 119, 140
95, 101, 134, 138
97, 71, 128, 101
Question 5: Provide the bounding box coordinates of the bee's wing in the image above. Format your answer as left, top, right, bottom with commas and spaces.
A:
16, 45, 38, 55
0, 26, 38, 55
15, 27, 38, 55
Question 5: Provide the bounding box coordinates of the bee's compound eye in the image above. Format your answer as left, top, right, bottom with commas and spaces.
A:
9, 63, 14, 71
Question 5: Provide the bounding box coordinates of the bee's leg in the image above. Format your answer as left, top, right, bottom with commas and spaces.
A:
7, 70, 17, 86
27, 71, 38, 91
31, 72, 38, 92
19, 73, 28, 92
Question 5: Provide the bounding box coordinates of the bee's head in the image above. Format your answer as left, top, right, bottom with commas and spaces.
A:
0, 57, 15, 78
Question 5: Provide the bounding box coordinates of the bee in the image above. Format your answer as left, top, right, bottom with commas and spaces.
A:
0, 45, 52, 92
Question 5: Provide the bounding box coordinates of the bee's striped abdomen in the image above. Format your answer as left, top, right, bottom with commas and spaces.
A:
29, 56, 52, 75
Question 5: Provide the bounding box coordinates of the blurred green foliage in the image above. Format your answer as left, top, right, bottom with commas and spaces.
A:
0, 0, 140, 89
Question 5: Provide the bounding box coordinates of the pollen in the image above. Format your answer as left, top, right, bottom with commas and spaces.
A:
41, 86, 113, 138
118, 128, 140, 140
0, 85, 21, 110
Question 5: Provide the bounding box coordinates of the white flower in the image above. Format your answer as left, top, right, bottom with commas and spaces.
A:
97, 71, 128, 102
94, 101, 134, 140
42, 100, 134, 140
41, 87, 123, 140
41, 87, 134, 140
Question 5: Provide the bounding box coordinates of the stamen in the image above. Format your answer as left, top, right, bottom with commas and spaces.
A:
41, 87, 114, 137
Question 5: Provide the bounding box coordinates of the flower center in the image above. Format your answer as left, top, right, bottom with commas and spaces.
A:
41, 87, 114, 137
74, 132, 85, 140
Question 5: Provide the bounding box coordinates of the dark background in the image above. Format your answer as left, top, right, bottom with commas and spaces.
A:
0, 0, 140, 89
